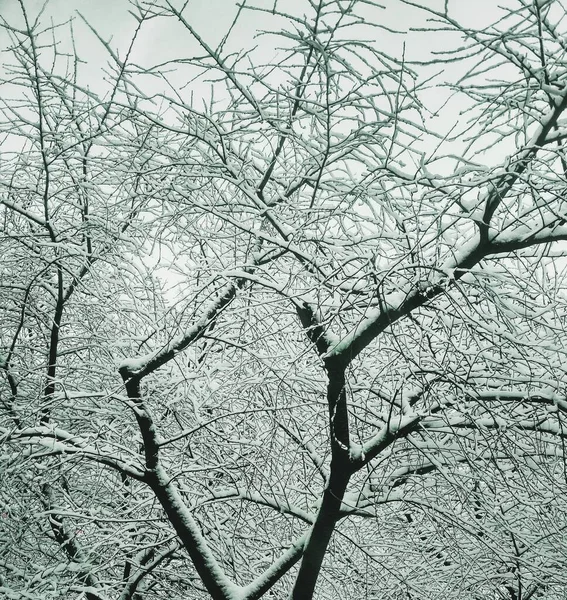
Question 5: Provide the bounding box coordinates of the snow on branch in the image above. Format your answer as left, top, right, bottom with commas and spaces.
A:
118, 281, 238, 380
1, 426, 145, 480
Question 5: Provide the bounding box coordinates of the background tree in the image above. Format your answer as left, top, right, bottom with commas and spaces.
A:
2, 0, 567, 599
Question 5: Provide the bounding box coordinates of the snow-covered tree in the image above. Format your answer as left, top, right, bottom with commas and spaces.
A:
2, 1, 567, 599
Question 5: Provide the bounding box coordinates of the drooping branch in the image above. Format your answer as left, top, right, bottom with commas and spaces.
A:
2, 426, 146, 480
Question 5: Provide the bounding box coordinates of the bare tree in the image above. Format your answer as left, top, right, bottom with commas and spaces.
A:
2, 1, 567, 599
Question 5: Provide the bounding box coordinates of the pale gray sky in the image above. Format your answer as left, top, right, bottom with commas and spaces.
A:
2, 0, 504, 78
0, 0, 523, 171
0, 0, 544, 300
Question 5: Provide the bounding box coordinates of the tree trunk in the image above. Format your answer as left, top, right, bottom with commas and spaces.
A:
290, 458, 350, 600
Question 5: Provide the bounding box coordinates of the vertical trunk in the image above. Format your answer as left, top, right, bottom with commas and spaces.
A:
289, 357, 352, 599
290, 458, 350, 600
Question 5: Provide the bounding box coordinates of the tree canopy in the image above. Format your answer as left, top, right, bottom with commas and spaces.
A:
2, 1, 567, 599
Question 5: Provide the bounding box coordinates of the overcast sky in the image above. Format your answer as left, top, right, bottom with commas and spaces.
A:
2, 0, 502, 78
0, 0, 534, 297
0, 0, 519, 171
0, 0, 502, 123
